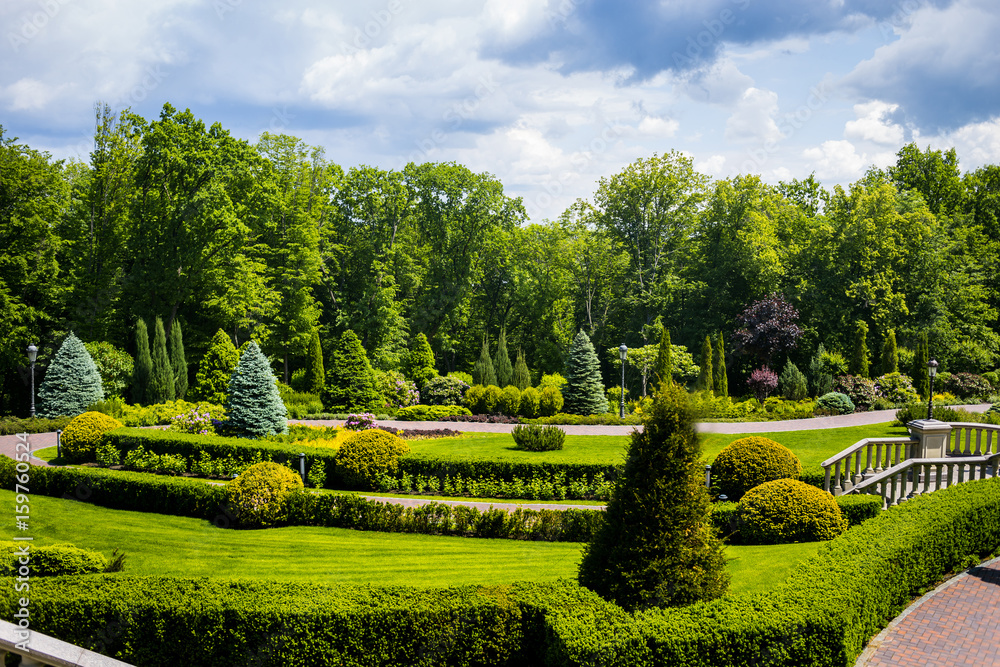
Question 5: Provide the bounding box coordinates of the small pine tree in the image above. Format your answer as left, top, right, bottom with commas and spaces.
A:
849, 321, 870, 379
654, 328, 673, 387
322, 330, 381, 412
493, 329, 514, 388
403, 333, 437, 388
472, 338, 497, 387
169, 319, 188, 400
912, 332, 930, 397
131, 318, 152, 405
191, 329, 240, 405
512, 348, 531, 390
880, 330, 899, 376
148, 316, 175, 404
713, 332, 728, 397
578, 382, 729, 611
562, 330, 609, 415
779, 360, 809, 400
697, 335, 714, 393
809, 343, 833, 396
37, 332, 104, 417
225, 341, 288, 437
303, 329, 325, 396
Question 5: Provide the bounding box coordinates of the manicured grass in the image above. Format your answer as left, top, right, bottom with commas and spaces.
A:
34, 445, 57, 462
2, 490, 823, 595
403, 433, 629, 465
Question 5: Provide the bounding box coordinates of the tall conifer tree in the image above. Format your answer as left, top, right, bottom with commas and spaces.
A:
912, 333, 930, 397
654, 329, 673, 387
169, 319, 188, 399
713, 332, 728, 397
697, 335, 714, 393
493, 328, 514, 388
512, 348, 531, 390
131, 318, 152, 405
563, 330, 609, 415
880, 330, 898, 376
303, 329, 325, 396
850, 321, 870, 379
148, 316, 175, 404
472, 338, 497, 386
226, 340, 288, 437
191, 329, 240, 405
37, 332, 104, 417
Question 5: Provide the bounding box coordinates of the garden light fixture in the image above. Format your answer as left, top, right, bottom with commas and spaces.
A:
926, 358, 938, 420
619, 344, 628, 419
27, 344, 37, 418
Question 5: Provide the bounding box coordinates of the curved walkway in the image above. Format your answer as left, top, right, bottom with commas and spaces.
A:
855, 556, 1000, 666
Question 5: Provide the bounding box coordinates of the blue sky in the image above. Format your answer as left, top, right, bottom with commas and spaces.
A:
3, 0, 999, 221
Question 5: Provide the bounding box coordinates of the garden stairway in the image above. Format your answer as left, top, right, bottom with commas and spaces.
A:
822, 421, 1000, 509
0, 619, 134, 666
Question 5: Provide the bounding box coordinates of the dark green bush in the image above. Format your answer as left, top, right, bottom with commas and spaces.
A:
335, 429, 410, 490
511, 424, 565, 451
395, 404, 472, 421
0, 415, 73, 435
420, 375, 469, 406
816, 391, 855, 415
0, 544, 108, 576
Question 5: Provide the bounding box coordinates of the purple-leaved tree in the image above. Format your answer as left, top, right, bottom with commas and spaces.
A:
733, 294, 803, 367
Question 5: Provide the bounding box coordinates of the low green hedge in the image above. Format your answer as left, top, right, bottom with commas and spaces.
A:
0, 415, 73, 435
398, 454, 618, 486
396, 405, 473, 421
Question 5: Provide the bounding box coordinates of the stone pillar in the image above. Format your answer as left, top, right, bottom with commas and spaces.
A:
907, 419, 953, 458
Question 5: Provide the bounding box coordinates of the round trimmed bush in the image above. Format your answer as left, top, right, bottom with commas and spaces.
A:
335, 429, 410, 490
737, 478, 847, 544
817, 391, 855, 415
711, 436, 801, 502
482, 385, 503, 414
225, 461, 304, 528
519, 386, 541, 418
61, 411, 124, 462
464, 384, 487, 413
0, 544, 108, 576
539, 385, 564, 416
499, 385, 521, 416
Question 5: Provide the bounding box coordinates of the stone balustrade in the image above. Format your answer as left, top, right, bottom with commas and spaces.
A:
944, 422, 1000, 457
851, 453, 1000, 508
821, 437, 918, 495
0, 620, 134, 667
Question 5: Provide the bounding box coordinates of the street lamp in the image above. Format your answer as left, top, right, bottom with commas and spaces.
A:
926, 358, 938, 420
26, 344, 38, 418
618, 344, 628, 419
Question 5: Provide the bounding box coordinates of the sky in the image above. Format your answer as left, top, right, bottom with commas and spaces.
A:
3, 0, 1000, 222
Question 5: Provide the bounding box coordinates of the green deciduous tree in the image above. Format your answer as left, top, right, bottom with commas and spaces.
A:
148, 316, 175, 404
578, 382, 728, 611
850, 321, 870, 379
303, 329, 325, 396
169, 319, 187, 399
84, 341, 133, 400
512, 348, 531, 391
37, 332, 104, 417
131, 318, 152, 405
562, 330, 609, 415
472, 338, 497, 387
191, 329, 240, 405
323, 330, 381, 412
697, 335, 714, 393
713, 332, 728, 397
225, 340, 287, 437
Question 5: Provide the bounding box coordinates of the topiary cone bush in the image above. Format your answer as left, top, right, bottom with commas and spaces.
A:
578, 382, 729, 612
191, 329, 240, 405
711, 436, 802, 502
37, 332, 105, 418
323, 330, 381, 413
225, 461, 304, 528
736, 478, 847, 544
334, 429, 410, 490
225, 341, 288, 438
61, 411, 123, 462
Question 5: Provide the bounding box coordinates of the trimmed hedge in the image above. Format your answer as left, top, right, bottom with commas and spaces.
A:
0, 415, 73, 435
0, 544, 108, 576
711, 494, 881, 540
396, 404, 473, 421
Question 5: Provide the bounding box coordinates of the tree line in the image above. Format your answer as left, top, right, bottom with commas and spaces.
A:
2, 102, 998, 413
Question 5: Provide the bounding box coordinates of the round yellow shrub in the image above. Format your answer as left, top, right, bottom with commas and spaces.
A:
711, 436, 801, 501
335, 429, 410, 490
737, 479, 847, 544
225, 461, 304, 528
61, 411, 123, 462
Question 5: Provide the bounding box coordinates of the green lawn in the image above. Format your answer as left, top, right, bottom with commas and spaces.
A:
3, 490, 821, 595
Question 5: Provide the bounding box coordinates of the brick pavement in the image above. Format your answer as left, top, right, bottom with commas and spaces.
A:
856, 557, 1000, 666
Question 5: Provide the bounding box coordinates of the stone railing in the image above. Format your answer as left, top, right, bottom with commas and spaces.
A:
851, 453, 1000, 508
0, 620, 134, 666
944, 422, 1000, 457
821, 437, 918, 495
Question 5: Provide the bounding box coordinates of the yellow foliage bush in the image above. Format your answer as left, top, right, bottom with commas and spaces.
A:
225, 461, 304, 528
737, 478, 847, 544
711, 436, 802, 501
335, 429, 410, 490
61, 411, 123, 462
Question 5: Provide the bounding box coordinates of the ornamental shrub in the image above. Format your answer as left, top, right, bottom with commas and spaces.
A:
303, 329, 325, 395
421, 375, 469, 406
61, 411, 123, 462
373, 370, 419, 409
395, 405, 471, 421
323, 330, 381, 412
710, 436, 801, 502
874, 372, 918, 405
84, 341, 134, 400
697, 335, 714, 393
713, 332, 728, 397
224, 341, 288, 438
939, 372, 993, 400
563, 330, 609, 415
472, 338, 497, 387
37, 332, 105, 418
464, 384, 487, 413
519, 386, 541, 418
834, 375, 878, 410
817, 391, 855, 415
335, 429, 410, 490
511, 424, 566, 451
483, 385, 503, 414
169, 319, 188, 399
578, 382, 728, 611
448, 371, 474, 385
225, 461, 303, 528
131, 318, 152, 405
512, 349, 531, 390
402, 332, 437, 388
779, 360, 808, 401
746, 366, 778, 402
849, 321, 870, 378
737, 478, 847, 544
539, 385, 564, 416
880, 330, 899, 376
190, 329, 240, 405
0, 544, 108, 576
821, 349, 849, 377
809, 343, 834, 397
148, 316, 175, 404
344, 413, 377, 430
168, 407, 215, 435
539, 373, 567, 390
499, 385, 521, 416
493, 329, 514, 388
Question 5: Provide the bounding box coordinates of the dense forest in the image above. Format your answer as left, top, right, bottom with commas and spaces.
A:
2, 102, 999, 415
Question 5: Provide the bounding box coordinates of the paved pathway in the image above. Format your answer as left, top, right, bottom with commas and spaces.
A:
855, 557, 1000, 666
0, 430, 55, 467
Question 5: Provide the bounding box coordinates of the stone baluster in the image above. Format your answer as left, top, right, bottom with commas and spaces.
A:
833, 461, 843, 496
864, 442, 875, 475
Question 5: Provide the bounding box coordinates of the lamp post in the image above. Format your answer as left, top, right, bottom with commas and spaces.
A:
26, 344, 37, 418
618, 344, 628, 419
926, 359, 938, 420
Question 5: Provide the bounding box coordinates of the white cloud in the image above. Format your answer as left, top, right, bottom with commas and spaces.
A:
637, 116, 679, 137
680, 58, 754, 106
725, 87, 782, 143
802, 139, 868, 181
844, 100, 904, 145
696, 154, 726, 175
3, 78, 61, 110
